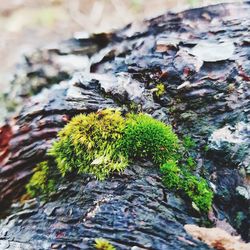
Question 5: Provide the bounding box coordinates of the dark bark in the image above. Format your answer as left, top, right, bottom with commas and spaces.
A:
0, 2, 250, 249
0, 164, 211, 250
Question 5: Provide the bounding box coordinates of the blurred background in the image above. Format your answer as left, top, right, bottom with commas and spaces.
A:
0, 0, 242, 87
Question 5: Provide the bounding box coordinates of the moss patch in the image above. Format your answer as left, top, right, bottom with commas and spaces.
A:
94, 238, 116, 250
27, 109, 213, 213
155, 83, 165, 97
49, 109, 127, 180
26, 161, 57, 197
119, 113, 180, 165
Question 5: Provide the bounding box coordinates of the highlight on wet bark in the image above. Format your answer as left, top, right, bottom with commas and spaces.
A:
26, 108, 213, 212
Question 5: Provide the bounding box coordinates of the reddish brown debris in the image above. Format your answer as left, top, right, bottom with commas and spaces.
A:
0, 124, 12, 164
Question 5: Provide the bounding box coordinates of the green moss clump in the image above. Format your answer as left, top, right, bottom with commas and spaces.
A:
186, 156, 196, 170
183, 136, 196, 149
26, 161, 56, 197
49, 109, 128, 180
160, 161, 213, 212
26, 109, 213, 213
120, 114, 179, 165
160, 160, 181, 190
128, 101, 140, 113
183, 174, 213, 212
94, 238, 116, 250
27, 110, 180, 196
49, 111, 179, 179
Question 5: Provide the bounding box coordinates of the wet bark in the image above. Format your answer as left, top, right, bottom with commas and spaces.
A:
0, 2, 250, 249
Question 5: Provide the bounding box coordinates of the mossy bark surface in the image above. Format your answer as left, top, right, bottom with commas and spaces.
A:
0, 2, 250, 249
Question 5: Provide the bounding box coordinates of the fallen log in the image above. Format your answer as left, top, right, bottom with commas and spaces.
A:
0, 2, 250, 249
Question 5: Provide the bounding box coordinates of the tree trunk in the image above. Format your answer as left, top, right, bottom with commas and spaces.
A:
0, 2, 250, 249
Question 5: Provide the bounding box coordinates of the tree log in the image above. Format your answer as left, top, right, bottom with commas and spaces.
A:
0, 2, 250, 249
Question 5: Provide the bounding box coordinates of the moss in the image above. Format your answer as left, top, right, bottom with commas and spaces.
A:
160, 160, 182, 190
119, 113, 180, 165
204, 145, 210, 152
49, 111, 179, 178
94, 238, 116, 250
49, 109, 128, 180
26, 161, 56, 197
186, 156, 196, 170
183, 173, 213, 213
155, 83, 165, 97
128, 101, 140, 113
26, 109, 213, 213
27, 110, 180, 196
161, 161, 213, 213
183, 136, 196, 149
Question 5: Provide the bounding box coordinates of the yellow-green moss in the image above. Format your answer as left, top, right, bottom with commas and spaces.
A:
49, 109, 128, 180
26, 109, 213, 213
94, 238, 116, 250
155, 83, 165, 97
49, 110, 180, 179
26, 161, 56, 197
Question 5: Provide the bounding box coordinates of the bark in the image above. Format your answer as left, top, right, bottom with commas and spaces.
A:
0, 2, 250, 249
